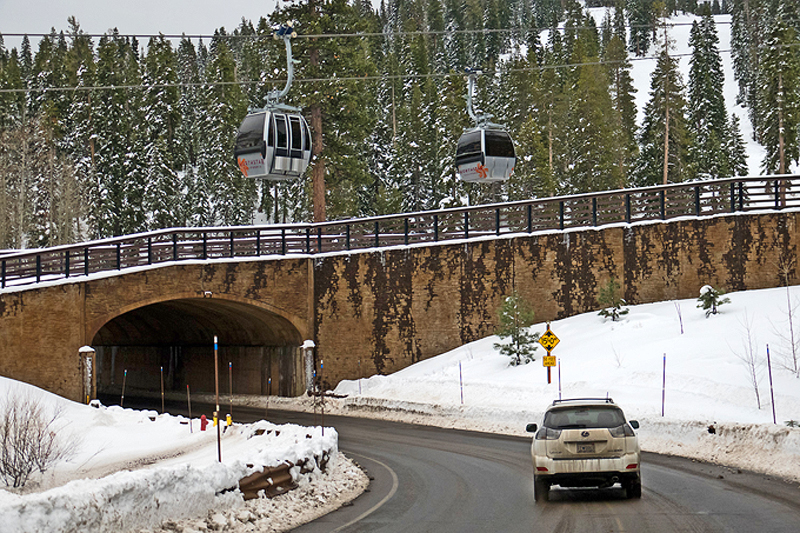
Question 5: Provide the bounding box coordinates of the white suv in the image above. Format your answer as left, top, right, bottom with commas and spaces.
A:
526, 398, 641, 501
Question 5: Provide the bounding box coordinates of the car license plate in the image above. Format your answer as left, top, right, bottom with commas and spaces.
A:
577, 443, 595, 453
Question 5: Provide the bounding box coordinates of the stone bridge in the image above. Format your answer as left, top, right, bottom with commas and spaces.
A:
1, 203, 797, 403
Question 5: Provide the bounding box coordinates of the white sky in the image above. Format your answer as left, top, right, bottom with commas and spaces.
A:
0, 0, 279, 48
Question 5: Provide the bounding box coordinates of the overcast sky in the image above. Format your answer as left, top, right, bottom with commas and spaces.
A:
0, 0, 280, 48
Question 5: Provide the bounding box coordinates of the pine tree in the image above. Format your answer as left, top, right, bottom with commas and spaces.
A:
270, 0, 378, 221
604, 33, 638, 178
90, 31, 147, 237
687, 14, 731, 179
597, 278, 629, 321
196, 34, 253, 225
494, 291, 540, 366
627, 0, 654, 56
697, 284, 731, 317
634, 33, 693, 186
756, 8, 800, 177
141, 36, 185, 229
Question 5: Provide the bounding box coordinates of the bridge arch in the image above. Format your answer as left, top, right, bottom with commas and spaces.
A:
91, 294, 306, 399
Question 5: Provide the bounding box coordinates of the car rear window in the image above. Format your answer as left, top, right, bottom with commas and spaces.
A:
544, 406, 626, 429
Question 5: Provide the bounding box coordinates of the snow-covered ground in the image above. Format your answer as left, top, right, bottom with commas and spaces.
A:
3, 287, 800, 531
0, 379, 367, 533
320, 284, 800, 482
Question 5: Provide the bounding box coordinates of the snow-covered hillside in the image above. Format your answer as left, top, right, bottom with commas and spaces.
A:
331, 284, 800, 481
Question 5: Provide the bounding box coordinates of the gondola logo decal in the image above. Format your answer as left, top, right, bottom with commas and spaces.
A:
476, 163, 488, 179
238, 158, 250, 177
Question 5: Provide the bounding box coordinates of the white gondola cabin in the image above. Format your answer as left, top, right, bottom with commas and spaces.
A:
455, 127, 516, 182
235, 110, 312, 180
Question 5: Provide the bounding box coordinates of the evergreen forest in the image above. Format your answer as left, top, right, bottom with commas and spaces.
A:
0, 0, 798, 249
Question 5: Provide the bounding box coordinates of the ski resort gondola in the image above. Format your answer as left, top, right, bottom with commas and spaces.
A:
235, 23, 312, 180
455, 69, 516, 183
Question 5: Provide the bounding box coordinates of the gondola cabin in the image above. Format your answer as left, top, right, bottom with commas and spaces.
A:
455, 127, 515, 182
235, 110, 312, 180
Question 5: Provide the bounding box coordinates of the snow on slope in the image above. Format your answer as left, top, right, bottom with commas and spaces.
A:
332, 285, 800, 481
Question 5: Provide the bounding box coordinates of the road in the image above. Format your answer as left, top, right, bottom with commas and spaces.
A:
118, 397, 800, 532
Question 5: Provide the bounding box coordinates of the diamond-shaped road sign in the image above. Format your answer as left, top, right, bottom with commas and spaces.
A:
538, 327, 560, 353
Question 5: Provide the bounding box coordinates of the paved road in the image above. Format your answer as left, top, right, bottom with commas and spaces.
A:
116, 397, 800, 532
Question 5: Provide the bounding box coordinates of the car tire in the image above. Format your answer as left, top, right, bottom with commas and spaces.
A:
625, 478, 642, 499
534, 477, 550, 502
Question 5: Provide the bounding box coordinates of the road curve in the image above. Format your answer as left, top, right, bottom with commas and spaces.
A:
114, 398, 800, 533
245, 408, 800, 533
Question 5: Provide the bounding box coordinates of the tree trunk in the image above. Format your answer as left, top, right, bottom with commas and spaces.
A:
308, 0, 326, 223
662, 100, 670, 185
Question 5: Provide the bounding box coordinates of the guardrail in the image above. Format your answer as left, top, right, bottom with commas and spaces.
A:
1, 175, 798, 289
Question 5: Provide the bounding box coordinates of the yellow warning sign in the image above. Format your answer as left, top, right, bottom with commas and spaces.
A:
538, 327, 560, 353
542, 355, 557, 367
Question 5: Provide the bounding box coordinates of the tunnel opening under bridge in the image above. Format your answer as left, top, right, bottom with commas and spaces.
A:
91, 298, 305, 400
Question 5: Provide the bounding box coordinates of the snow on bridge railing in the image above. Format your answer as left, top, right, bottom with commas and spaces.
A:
1, 175, 798, 289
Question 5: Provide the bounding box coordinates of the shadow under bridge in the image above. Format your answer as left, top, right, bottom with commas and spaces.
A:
92, 298, 304, 399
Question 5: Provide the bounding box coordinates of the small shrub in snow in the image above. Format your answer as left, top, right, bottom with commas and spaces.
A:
0, 391, 75, 487
494, 291, 539, 366
697, 285, 731, 317
597, 278, 629, 322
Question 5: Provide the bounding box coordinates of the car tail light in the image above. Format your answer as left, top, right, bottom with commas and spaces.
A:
535, 427, 562, 440
626, 463, 639, 469
536, 467, 549, 472
609, 424, 636, 437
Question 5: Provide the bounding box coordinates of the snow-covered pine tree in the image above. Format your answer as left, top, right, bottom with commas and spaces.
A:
142, 35, 183, 230
494, 291, 540, 366
196, 33, 253, 226
756, 5, 800, 177
688, 12, 731, 180
697, 284, 731, 317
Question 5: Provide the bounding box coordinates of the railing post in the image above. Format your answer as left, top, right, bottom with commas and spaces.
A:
36, 255, 41, 282
256, 231, 262, 256
730, 182, 735, 213
592, 197, 598, 226
230, 231, 235, 258
64, 250, 70, 278
738, 181, 744, 211
495, 208, 501, 235
527, 204, 533, 233
694, 186, 700, 216
2, 259, 6, 288
346, 225, 351, 251
464, 212, 469, 240
306, 227, 311, 253
434, 214, 439, 242
559, 201, 565, 230
625, 194, 631, 224
317, 227, 323, 252
660, 190, 666, 220
202, 233, 208, 260
404, 218, 409, 246
84, 247, 89, 276
172, 234, 178, 261
147, 237, 153, 265
374, 221, 380, 248
116, 243, 121, 270
775, 179, 781, 209
281, 228, 286, 255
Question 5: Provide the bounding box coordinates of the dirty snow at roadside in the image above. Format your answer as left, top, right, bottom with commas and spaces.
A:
0, 378, 365, 533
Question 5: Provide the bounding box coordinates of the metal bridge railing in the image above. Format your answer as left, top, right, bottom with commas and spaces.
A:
1, 175, 798, 289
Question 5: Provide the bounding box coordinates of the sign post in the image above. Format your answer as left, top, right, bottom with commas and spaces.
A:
538, 323, 560, 384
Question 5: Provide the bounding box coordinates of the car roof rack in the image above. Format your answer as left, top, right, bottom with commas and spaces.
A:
551, 397, 615, 406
